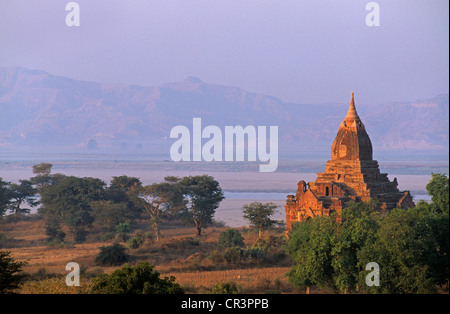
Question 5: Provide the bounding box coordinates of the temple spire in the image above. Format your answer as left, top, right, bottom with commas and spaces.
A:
345, 92, 360, 123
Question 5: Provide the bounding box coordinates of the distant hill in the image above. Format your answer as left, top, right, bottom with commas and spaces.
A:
0, 66, 448, 161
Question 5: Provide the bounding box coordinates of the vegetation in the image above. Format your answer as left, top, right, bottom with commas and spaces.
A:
211, 280, 241, 294
90, 262, 184, 294
0, 251, 27, 293
178, 175, 225, 236
218, 229, 245, 248
0, 167, 448, 294
286, 173, 449, 294
242, 202, 279, 238
95, 243, 130, 266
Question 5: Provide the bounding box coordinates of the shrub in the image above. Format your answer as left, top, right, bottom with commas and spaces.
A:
211, 281, 241, 294
95, 243, 129, 266
90, 262, 184, 294
127, 236, 144, 249
223, 247, 242, 264
218, 229, 245, 248
0, 251, 27, 293
101, 232, 114, 242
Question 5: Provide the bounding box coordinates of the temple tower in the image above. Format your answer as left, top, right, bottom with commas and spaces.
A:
285, 93, 415, 232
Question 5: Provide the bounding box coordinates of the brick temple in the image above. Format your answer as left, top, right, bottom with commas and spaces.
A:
285, 93, 415, 232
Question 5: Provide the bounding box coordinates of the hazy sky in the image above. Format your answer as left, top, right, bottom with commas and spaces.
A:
0, 0, 448, 105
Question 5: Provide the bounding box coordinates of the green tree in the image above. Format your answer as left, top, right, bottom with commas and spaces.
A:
40, 176, 106, 243
286, 200, 380, 294
219, 229, 245, 248
0, 251, 27, 293
242, 202, 279, 238
90, 261, 184, 294
0, 178, 11, 218
211, 281, 241, 294
7, 180, 38, 216
179, 175, 224, 236
357, 208, 440, 293
107, 175, 143, 219
286, 214, 337, 293
331, 200, 380, 293
139, 177, 182, 242
30, 163, 54, 189
95, 243, 129, 266
426, 173, 449, 214
91, 201, 131, 232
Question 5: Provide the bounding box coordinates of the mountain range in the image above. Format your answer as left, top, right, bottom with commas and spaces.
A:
0, 66, 448, 162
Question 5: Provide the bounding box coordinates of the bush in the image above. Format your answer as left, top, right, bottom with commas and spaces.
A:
218, 229, 245, 248
0, 251, 27, 293
95, 243, 129, 266
101, 232, 114, 242
211, 281, 241, 294
115, 222, 131, 242
223, 247, 243, 264
90, 261, 184, 294
127, 236, 144, 249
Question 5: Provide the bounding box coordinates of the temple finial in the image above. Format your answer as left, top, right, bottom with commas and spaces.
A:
345, 92, 359, 122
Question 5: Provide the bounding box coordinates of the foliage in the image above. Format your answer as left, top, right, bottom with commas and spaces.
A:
39, 176, 106, 243
91, 201, 132, 232
127, 236, 144, 249
95, 243, 130, 266
138, 177, 183, 242
90, 261, 184, 294
211, 281, 241, 294
0, 251, 27, 293
218, 229, 245, 248
7, 180, 38, 216
287, 173, 449, 293
178, 175, 224, 236
0, 178, 11, 218
105, 175, 143, 223
426, 173, 449, 214
357, 208, 438, 293
242, 202, 279, 238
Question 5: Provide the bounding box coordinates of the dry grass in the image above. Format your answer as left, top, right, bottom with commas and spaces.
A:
159, 266, 297, 294
1, 217, 299, 294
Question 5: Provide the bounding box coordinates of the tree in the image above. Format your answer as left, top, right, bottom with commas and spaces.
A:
90, 261, 184, 294
179, 175, 224, 236
357, 208, 441, 293
242, 202, 279, 238
91, 201, 131, 232
219, 229, 245, 248
106, 175, 143, 220
138, 177, 184, 242
426, 173, 449, 214
32, 162, 53, 176
7, 180, 38, 216
30, 163, 54, 189
95, 243, 129, 266
286, 214, 337, 293
286, 200, 380, 294
0, 178, 11, 218
0, 251, 27, 293
40, 176, 106, 243
139, 183, 170, 242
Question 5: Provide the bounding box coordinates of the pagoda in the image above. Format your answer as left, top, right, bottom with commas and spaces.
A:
285, 93, 415, 232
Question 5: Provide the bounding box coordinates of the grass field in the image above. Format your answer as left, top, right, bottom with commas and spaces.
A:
1, 216, 306, 294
